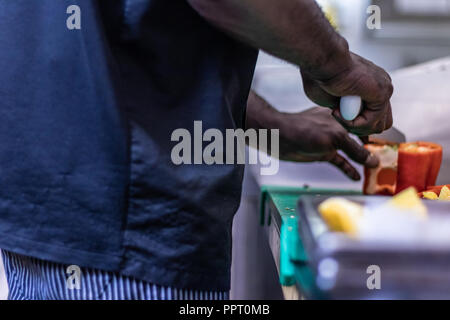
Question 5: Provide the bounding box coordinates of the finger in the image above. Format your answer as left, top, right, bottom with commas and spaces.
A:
333, 100, 393, 136
334, 109, 385, 136
352, 101, 391, 132
328, 153, 361, 181
369, 103, 392, 134
331, 106, 366, 130
331, 107, 356, 128
373, 118, 385, 135
359, 136, 370, 145
384, 102, 393, 130
338, 134, 379, 168
301, 72, 340, 109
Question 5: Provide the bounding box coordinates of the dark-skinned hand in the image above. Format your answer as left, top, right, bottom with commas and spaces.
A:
301, 52, 394, 138
275, 107, 379, 180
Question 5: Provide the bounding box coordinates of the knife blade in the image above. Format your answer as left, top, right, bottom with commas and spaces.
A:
371, 126, 406, 144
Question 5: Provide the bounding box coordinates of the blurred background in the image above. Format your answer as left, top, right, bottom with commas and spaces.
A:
231, 0, 450, 300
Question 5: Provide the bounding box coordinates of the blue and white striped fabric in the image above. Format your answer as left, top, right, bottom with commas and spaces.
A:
1, 250, 229, 300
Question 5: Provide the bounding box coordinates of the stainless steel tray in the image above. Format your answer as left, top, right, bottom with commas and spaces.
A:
297, 195, 450, 299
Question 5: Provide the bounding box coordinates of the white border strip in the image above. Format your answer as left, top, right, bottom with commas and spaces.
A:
0, 250, 9, 300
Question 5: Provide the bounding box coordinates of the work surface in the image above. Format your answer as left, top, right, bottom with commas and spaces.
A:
232, 56, 450, 299
260, 185, 360, 299
260, 185, 450, 300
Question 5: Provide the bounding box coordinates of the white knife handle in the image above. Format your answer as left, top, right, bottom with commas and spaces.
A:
340, 96, 362, 121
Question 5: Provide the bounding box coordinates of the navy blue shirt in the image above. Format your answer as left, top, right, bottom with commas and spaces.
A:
0, 0, 257, 291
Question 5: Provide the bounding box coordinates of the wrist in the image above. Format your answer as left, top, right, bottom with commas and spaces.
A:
246, 92, 283, 131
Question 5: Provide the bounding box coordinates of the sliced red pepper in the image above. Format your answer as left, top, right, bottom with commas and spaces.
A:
363, 143, 398, 195
396, 142, 443, 194
426, 143, 443, 187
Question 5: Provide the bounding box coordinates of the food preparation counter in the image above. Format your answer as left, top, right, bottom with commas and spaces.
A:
257, 185, 450, 300
260, 186, 360, 299
231, 56, 450, 299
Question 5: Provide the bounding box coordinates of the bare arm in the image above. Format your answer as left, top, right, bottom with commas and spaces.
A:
187, 0, 350, 80
188, 0, 393, 136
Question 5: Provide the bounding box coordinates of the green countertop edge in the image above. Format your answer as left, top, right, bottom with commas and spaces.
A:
260, 185, 362, 291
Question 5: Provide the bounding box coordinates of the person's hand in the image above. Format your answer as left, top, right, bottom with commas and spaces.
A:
276, 107, 379, 181
301, 52, 394, 137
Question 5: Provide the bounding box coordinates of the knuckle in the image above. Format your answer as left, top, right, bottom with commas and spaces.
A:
333, 156, 345, 166
374, 123, 385, 134
335, 130, 347, 141
333, 131, 347, 147
386, 83, 394, 97
386, 118, 393, 130
361, 147, 370, 160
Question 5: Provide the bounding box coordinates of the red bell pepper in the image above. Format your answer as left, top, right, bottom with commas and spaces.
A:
363, 143, 398, 195
396, 142, 443, 194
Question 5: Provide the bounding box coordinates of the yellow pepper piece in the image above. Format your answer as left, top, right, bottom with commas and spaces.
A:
389, 187, 427, 218
318, 198, 363, 235
423, 191, 438, 200
439, 186, 450, 201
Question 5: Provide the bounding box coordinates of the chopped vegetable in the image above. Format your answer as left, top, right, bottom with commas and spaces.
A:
388, 187, 427, 219
420, 185, 450, 201
363, 143, 398, 195
319, 188, 428, 237
422, 191, 438, 200
318, 198, 363, 235
439, 186, 450, 201
396, 142, 443, 194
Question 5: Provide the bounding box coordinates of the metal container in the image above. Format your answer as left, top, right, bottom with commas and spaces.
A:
297, 195, 450, 299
